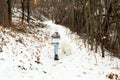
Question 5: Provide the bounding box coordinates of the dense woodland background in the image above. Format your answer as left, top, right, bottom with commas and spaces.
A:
0, 0, 120, 58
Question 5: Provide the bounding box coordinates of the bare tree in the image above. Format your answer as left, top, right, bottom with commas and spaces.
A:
0, 0, 8, 26
21, 0, 26, 23
27, 0, 30, 23
7, 0, 12, 25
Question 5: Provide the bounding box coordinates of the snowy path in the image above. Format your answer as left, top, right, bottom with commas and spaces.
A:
40, 21, 83, 80
40, 21, 84, 80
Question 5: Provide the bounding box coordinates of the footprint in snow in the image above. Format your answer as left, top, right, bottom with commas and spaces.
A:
52, 61, 63, 66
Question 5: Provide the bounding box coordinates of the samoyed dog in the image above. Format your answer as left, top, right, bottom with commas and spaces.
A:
60, 37, 72, 56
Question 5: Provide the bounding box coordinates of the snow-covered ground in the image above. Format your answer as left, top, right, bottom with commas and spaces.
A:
0, 11, 120, 80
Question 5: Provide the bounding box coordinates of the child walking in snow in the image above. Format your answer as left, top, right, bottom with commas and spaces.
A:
51, 29, 60, 60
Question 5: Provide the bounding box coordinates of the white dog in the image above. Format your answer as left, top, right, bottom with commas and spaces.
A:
60, 37, 72, 56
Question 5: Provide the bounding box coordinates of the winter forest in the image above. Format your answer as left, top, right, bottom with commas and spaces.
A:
0, 0, 120, 80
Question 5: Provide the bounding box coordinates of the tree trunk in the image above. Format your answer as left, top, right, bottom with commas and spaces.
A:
21, 0, 26, 23
7, 0, 12, 25
0, 0, 8, 26
27, 0, 30, 23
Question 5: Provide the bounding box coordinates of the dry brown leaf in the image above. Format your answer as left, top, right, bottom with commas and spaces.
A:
89, 68, 93, 70
0, 47, 3, 52
19, 60, 23, 62
59, 62, 63, 64
76, 74, 81, 77
111, 67, 120, 70
83, 71, 87, 74
52, 64, 56, 66
94, 63, 99, 66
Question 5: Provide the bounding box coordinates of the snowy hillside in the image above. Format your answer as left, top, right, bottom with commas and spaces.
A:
0, 11, 120, 80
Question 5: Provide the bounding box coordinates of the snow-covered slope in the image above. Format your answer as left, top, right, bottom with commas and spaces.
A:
0, 19, 120, 80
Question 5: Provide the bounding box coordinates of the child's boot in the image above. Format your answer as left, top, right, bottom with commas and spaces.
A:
54, 54, 59, 60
